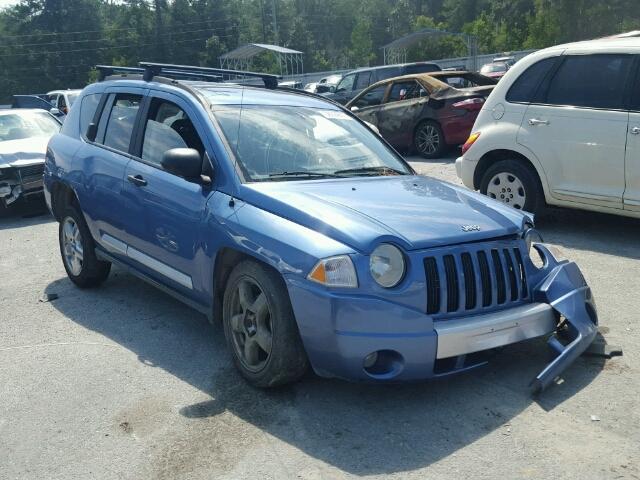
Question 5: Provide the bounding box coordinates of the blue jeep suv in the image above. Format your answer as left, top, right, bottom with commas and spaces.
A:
44, 63, 597, 392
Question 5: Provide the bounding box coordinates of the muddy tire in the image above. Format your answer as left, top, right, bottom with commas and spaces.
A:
222, 260, 308, 388
59, 205, 111, 288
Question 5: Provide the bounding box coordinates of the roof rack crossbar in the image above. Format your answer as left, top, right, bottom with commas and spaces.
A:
139, 62, 279, 89
95, 65, 224, 83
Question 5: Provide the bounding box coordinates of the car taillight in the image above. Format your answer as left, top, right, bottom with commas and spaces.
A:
452, 97, 485, 111
461, 132, 480, 155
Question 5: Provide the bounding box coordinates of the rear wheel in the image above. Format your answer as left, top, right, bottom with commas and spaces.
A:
222, 260, 308, 387
59, 205, 111, 288
480, 159, 544, 213
414, 121, 446, 159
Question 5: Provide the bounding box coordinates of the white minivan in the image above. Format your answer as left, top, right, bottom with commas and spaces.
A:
456, 37, 640, 218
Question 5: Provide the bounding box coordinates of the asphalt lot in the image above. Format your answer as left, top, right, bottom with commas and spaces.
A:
1, 154, 639, 479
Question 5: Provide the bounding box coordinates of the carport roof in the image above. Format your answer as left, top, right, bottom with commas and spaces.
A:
219, 43, 303, 60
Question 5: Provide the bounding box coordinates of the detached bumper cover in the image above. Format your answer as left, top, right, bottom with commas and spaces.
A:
285, 244, 597, 390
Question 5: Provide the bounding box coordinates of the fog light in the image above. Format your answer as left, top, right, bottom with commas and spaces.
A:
363, 351, 379, 369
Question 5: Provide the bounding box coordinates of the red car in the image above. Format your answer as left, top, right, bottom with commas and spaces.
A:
346, 71, 496, 159
479, 61, 510, 80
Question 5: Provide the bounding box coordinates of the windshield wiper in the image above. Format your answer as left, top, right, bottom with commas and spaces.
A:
268, 171, 340, 179
333, 166, 407, 176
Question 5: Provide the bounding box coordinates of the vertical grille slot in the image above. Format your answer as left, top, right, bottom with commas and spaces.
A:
503, 249, 519, 301
513, 248, 528, 298
443, 255, 459, 312
424, 257, 440, 314
491, 249, 506, 304
477, 251, 492, 307
461, 252, 476, 309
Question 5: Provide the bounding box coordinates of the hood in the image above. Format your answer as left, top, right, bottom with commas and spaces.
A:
0, 136, 49, 168
239, 175, 530, 253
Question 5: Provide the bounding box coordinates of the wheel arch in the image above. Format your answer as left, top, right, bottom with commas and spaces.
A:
50, 180, 80, 222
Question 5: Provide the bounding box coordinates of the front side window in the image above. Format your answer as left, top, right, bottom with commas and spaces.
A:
388, 81, 424, 103
336, 74, 356, 92
0, 111, 60, 142
351, 85, 387, 108
141, 99, 204, 166
544, 54, 634, 109
355, 72, 371, 90
102, 94, 142, 153
209, 104, 411, 182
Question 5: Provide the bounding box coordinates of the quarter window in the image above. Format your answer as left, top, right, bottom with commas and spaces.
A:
544, 54, 634, 109
506, 57, 557, 103
141, 99, 204, 167
102, 94, 142, 153
79, 93, 102, 138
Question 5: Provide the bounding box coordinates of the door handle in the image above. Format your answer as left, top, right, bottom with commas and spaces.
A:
630, 126, 640, 135
528, 118, 550, 126
127, 174, 147, 187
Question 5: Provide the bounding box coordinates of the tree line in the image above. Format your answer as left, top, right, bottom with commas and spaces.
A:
0, 0, 638, 102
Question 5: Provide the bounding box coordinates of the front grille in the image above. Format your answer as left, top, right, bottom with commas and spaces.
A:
423, 241, 529, 317
18, 164, 44, 179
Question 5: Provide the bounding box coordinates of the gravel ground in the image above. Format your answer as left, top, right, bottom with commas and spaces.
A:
1, 155, 639, 480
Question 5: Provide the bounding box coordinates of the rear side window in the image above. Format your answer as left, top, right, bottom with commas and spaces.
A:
102, 94, 142, 153
544, 54, 634, 109
79, 93, 101, 138
405, 63, 440, 74
375, 67, 401, 82
506, 57, 557, 103
355, 72, 371, 90
388, 81, 424, 103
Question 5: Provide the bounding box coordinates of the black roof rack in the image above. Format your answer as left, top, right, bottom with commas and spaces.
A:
95, 62, 280, 89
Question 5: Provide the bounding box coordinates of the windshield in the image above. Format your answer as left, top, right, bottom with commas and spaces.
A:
0, 111, 60, 143
210, 105, 411, 182
481, 63, 507, 73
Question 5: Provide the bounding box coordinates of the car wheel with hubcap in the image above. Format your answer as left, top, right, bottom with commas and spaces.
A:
480, 159, 544, 213
414, 121, 446, 159
223, 260, 308, 387
59, 205, 111, 288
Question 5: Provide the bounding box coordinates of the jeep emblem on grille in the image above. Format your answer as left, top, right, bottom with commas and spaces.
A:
461, 224, 481, 232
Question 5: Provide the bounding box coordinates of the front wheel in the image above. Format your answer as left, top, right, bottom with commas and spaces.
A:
479, 160, 544, 213
222, 260, 308, 388
59, 205, 111, 288
414, 121, 446, 159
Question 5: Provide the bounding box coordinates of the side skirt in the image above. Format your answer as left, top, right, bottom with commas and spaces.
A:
96, 248, 213, 322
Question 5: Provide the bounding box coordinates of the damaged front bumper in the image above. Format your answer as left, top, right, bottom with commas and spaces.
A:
0, 162, 45, 207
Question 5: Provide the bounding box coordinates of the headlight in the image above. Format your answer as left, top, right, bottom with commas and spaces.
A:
308, 255, 358, 288
369, 244, 405, 288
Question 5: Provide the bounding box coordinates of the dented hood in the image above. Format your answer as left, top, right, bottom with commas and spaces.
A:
0, 136, 49, 168
240, 175, 529, 252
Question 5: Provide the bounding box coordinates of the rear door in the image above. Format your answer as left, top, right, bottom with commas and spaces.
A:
121, 91, 212, 299
377, 80, 428, 149
74, 88, 145, 251
517, 53, 633, 208
624, 57, 640, 212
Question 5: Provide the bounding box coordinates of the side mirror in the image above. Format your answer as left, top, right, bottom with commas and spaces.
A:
350, 106, 359, 112
161, 148, 202, 180
86, 122, 98, 142
50, 107, 61, 116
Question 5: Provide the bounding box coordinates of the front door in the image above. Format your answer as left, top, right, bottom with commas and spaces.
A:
121, 92, 212, 300
349, 83, 389, 128
517, 53, 633, 209
377, 79, 427, 150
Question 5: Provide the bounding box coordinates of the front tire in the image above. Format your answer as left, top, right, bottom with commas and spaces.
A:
222, 260, 308, 388
414, 121, 446, 159
59, 205, 111, 288
480, 159, 544, 213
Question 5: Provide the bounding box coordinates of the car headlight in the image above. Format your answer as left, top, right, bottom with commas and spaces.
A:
369, 244, 406, 288
308, 255, 358, 287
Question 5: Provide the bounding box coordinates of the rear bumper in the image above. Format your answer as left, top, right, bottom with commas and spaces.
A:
455, 155, 477, 189
285, 244, 597, 391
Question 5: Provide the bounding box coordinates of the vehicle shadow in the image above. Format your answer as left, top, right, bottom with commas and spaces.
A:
537, 208, 640, 260
46, 266, 605, 475
0, 200, 53, 231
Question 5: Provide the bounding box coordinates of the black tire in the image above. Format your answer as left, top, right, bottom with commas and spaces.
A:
479, 159, 544, 214
414, 120, 446, 159
58, 204, 111, 288
222, 260, 308, 388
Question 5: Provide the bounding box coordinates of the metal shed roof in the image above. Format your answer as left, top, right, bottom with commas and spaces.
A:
219, 43, 303, 60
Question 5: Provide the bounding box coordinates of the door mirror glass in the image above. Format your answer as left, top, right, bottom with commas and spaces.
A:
350, 106, 359, 112
49, 107, 61, 116
161, 148, 202, 179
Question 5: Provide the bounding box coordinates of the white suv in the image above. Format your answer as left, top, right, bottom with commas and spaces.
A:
456, 37, 640, 218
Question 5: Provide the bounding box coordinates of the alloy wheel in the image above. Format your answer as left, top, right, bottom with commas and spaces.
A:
486, 172, 527, 210
62, 216, 84, 276
229, 278, 273, 372
417, 124, 440, 155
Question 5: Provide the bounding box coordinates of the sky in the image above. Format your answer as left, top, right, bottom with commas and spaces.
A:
0, 0, 18, 9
